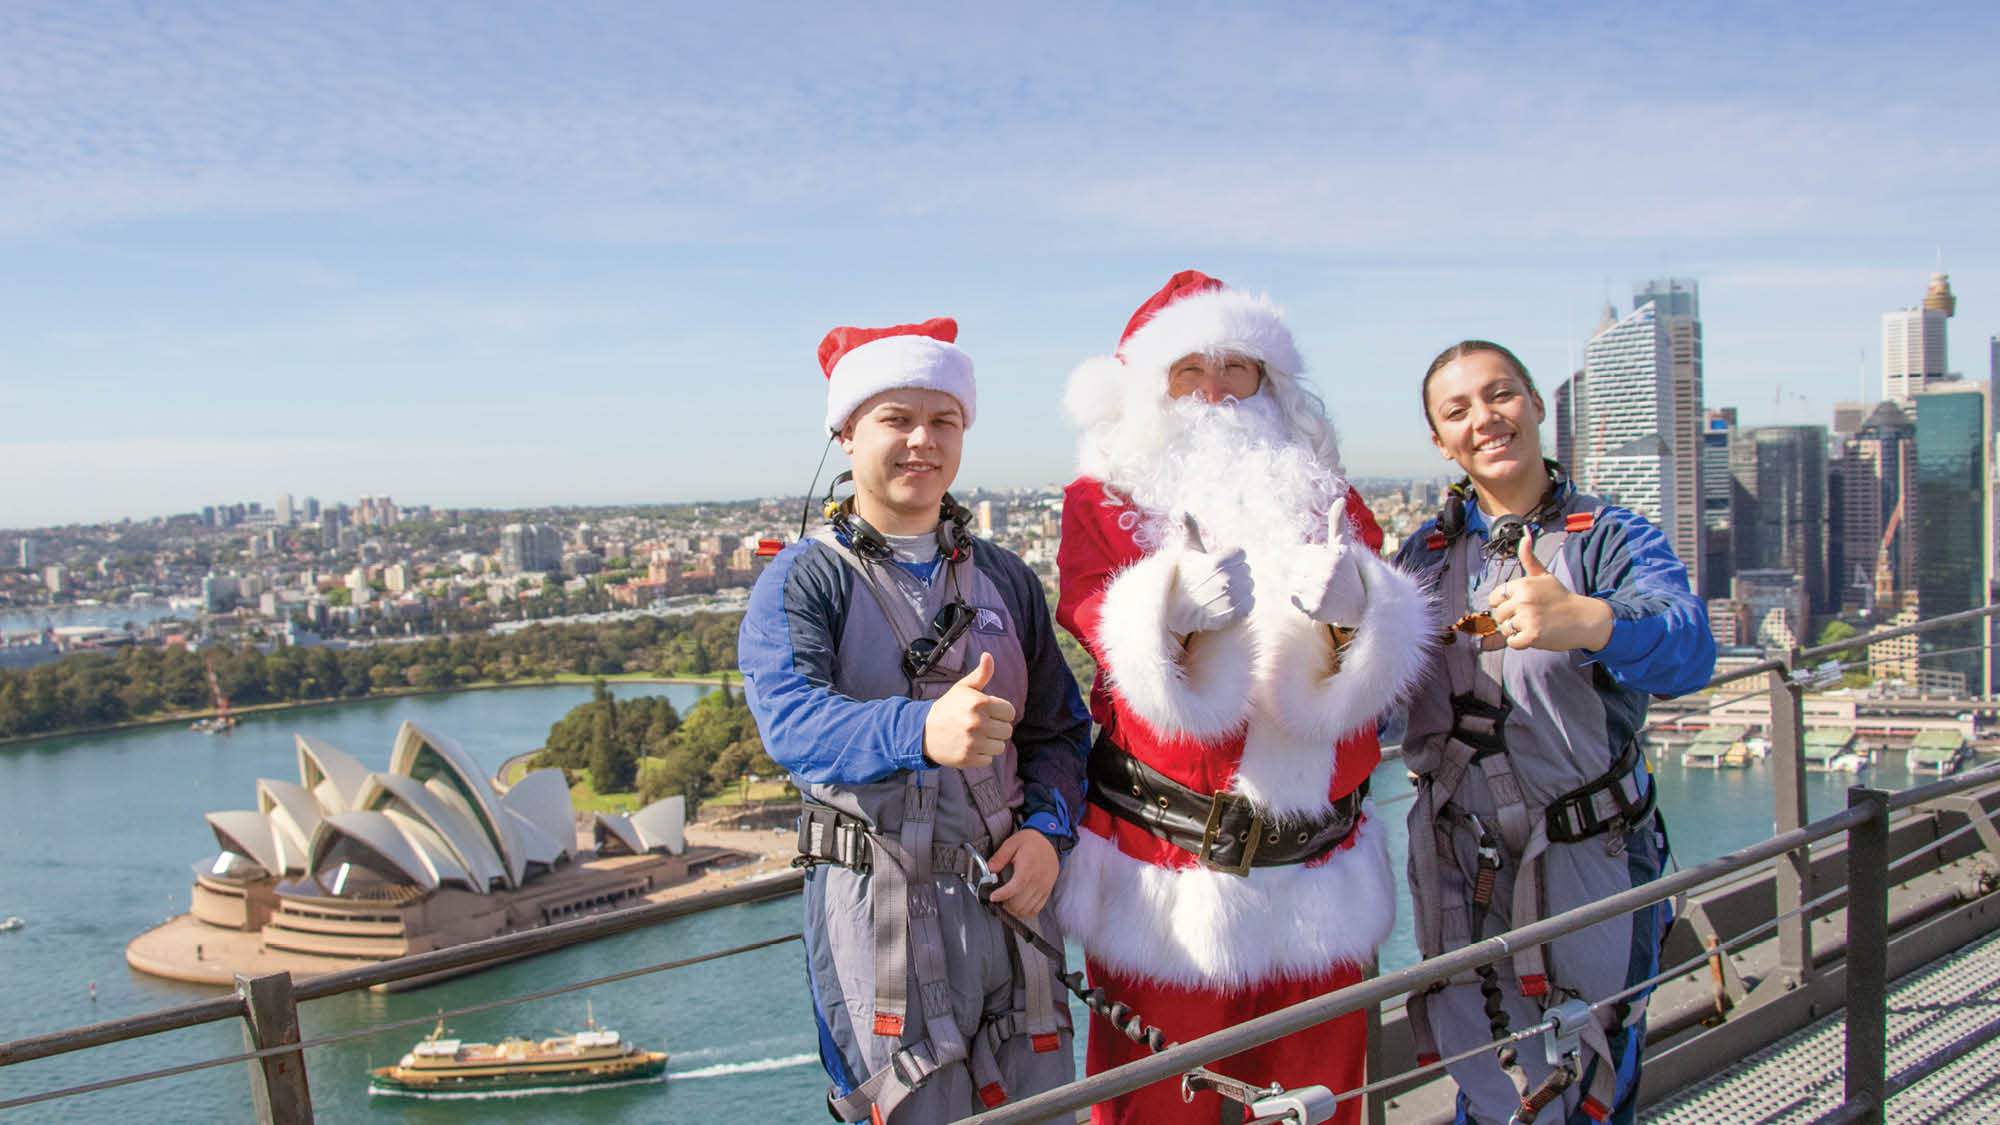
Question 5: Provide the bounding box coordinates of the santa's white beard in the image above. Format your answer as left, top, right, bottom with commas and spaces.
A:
1120, 393, 1348, 554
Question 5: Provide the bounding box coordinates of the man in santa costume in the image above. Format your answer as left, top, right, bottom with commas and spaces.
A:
1053, 270, 1433, 1124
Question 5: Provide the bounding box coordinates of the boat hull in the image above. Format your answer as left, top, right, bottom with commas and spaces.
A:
369, 1051, 667, 1095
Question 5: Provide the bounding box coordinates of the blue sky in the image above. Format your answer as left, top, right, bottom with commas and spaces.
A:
4, 0, 1996, 527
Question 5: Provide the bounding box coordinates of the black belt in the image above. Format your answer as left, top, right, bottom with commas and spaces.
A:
1086, 731, 1367, 877
1544, 737, 1655, 844
793, 803, 988, 878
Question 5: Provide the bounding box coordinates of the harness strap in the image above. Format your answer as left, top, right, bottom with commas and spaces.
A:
826, 1038, 947, 1123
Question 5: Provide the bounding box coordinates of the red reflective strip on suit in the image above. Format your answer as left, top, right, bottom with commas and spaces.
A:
1031, 1032, 1062, 1053
871, 1012, 903, 1036
1427, 532, 1448, 549
979, 1082, 1007, 1107
1519, 973, 1549, 997
870, 1106, 886, 1125
1565, 512, 1595, 532
1581, 1095, 1612, 1121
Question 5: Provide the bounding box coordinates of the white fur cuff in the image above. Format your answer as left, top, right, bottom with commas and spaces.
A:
1052, 809, 1395, 989
1095, 550, 1254, 740
1258, 551, 1435, 745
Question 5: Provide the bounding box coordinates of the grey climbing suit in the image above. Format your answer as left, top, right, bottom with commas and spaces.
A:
1402, 500, 1658, 1121
797, 529, 1072, 1124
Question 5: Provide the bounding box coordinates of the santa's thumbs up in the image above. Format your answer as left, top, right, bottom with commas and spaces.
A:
1327, 495, 1351, 544
1518, 528, 1549, 577
924, 652, 1016, 769
1290, 496, 1369, 628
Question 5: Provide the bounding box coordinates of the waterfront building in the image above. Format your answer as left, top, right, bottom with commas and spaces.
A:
1731, 426, 1829, 614
201, 573, 239, 612
159, 723, 693, 977
1702, 408, 1738, 599
1910, 381, 1992, 695
1582, 302, 1676, 549
42, 566, 66, 595
1883, 272, 1955, 402
16, 537, 35, 571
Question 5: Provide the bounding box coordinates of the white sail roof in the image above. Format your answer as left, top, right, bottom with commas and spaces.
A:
390, 722, 525, 888
205, 810, 281, 877
353, 771, 508, 891
309, 811, 438, 891
296, 735, 369, 813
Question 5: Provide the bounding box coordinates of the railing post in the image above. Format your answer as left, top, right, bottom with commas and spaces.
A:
1843, 786, 1890, 1125
235, 972, 312, 1124
1363, 957, 1385, 1125
1769, 649, 1813, 989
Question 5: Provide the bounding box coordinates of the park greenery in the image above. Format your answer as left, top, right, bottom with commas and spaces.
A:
0, 612, 742, 740
535, 680, 779, 815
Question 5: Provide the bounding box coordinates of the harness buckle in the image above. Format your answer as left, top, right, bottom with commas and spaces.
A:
1198, 794, 1262, 876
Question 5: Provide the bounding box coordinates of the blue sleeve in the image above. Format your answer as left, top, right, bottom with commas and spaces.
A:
975, 544, 1091, 852
1574, 507, 1717, 697
738, 542, 933, 785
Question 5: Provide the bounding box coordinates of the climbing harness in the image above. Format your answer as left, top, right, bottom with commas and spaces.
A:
958, 845, 1341, 1125
1405, 484, 1645, 1117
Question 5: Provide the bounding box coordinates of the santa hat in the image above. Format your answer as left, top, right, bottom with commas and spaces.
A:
1064, 270, 1303, 427
820, 317, 976, 434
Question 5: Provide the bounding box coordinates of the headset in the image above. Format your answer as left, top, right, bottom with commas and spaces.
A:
1435, 459, 1569, 555
820, 470, 974, 564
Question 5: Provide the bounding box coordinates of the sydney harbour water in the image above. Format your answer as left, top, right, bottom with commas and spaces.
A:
0, 685, 1923, 1122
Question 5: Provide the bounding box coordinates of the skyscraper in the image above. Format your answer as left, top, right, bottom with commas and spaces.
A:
1552, 370, 1584, 474
1883, 272, 1955, 402
1827, 402, 1915, 614
500, 523, 565, 575
1731, 426, 1829, 614
1582, 302, 1679, 572
1636, 279, 1705, 596
1910, 381, 1989, 694
275, 492, 294, 527
1701, 408, 1737, 599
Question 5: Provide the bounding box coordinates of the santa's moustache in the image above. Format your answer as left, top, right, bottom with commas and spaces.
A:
1126, 392, 1348, 555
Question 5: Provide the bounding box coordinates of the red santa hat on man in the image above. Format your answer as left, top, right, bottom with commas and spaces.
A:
1063, 269, 1305, 429
820, 316, 976, 435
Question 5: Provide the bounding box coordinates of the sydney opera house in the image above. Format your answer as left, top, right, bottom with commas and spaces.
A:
150, 721, 696, 975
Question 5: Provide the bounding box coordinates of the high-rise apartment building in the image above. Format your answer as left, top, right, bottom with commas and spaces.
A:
1883, 272, 1956, 402
500, 523, 564, 575
1700, 408, 1737, 599
275, 493, 294, 527
1910, 381, 1990, 694
16, 538, 35, 571
1731, 426, 1829, 615
1582, 301, 1682, 578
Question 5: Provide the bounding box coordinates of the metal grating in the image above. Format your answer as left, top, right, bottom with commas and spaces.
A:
1647, 929, 2000, 1124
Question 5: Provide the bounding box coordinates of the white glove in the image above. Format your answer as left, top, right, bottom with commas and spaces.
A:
1289, 497, 1369, 628
1166, 545, 1253, 636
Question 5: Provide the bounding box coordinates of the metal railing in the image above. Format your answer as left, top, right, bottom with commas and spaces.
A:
3, 604, 1999, 1123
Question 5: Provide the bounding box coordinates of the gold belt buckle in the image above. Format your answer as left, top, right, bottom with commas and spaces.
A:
1199, 793, 1263, 877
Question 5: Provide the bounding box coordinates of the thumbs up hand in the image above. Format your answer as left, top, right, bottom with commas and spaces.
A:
923, 652, 1018, 769
1487, 529, 1616, 652
1288, 496, 1369, 628
1166, 522, 1253, 635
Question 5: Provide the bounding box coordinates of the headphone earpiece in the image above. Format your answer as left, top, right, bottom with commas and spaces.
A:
823, 473, 975, 565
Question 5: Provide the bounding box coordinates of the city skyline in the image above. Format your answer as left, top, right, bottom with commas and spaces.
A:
6, 2, 1998, 527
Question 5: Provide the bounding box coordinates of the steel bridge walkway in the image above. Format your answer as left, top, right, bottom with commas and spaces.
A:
1646, 928, 2000, 1123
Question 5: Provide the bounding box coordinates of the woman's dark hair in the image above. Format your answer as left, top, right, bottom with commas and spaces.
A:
1420, 340, 1539, 433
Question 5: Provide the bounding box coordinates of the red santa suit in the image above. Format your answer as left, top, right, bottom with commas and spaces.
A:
1050, 272, 1434, 1124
